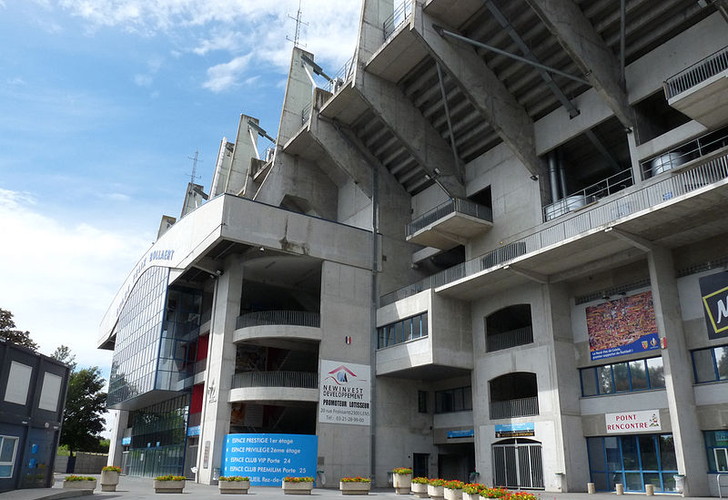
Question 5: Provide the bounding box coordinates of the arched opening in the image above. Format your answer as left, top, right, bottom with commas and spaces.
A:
489, 372, 538, 419
485, 304, 533, 352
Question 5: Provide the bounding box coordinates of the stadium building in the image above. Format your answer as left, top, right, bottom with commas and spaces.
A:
100, 0, 728, 495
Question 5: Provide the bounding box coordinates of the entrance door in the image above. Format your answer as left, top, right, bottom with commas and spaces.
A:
492, 439, 544, 489
715, 448, 728, 472
413, 453, 429, 478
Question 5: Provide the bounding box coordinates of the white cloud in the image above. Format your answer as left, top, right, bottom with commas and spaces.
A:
202, 54, 252, 92
133, 73, 154, 86
0, 188, 151, 370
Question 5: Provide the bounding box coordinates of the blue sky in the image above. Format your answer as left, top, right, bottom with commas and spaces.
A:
0, 0, 361, 380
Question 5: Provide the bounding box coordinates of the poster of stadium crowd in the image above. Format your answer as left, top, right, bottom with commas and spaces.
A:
587, 291, 659, 361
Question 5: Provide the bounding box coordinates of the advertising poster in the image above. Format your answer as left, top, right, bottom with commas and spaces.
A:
221, 433, 318, 486
587, 291, 659, 361
699, 271, 728, 340
319, 360, 371, 426
495, 423, 535, 438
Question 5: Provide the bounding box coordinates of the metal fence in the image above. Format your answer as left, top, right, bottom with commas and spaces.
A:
381, 149, 728, 307
383, 0, 413, 40
236, 310, 321, 329
325, 56, 356, 94
301, 102, 312, 125
640, 126, 728, 179
487, 326, 534, 353
232, 370, 318, 389
664, 44, 728, 99
490, 396, 539, 420
406, 198, 493, 237
543, 168, 634, 221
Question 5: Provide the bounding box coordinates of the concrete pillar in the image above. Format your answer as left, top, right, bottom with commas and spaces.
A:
356, 0, 395, 63
106, 409, 128, 468
197, 256, 244, 484
278, 47, 316, 146
647, 247, 709, 496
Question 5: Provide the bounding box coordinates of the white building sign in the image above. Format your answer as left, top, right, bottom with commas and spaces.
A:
319, 360, 370, 426
606, 410, 661, 434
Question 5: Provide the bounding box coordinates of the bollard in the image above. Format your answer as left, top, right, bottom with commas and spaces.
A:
645, 484, 654, 496
616, 483, 624, 495
587, 482, 595, 494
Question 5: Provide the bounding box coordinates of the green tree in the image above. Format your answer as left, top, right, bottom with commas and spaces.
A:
57, 365, 107, 456
0, 307, 39, 351
51, 345, 77, 371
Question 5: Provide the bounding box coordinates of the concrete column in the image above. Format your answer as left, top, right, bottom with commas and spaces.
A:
106, 409, 128, 467
356, 0, 395, 63
278, 47, 316, 146
197, 256, 244, 484
626, 131, 643, 186
647, 247, 708, 496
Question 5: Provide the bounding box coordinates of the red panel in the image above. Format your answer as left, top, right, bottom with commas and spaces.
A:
196, 334, 209, 361
190, 383, 204, 414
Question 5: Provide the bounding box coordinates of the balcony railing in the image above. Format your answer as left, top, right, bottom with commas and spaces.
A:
487, 326, 534, 353
640, 126, 728, 180
664, 45, 728, 99
232, 370, 318, 389
236, 310, 321, 329
490, 396, 539, 420
406, 198, 493, 237
325, 56, 356, 94
543, 168, 634, 221
381, 149, 728, 307
383, 0, 413, 40
301, 103, 312, 125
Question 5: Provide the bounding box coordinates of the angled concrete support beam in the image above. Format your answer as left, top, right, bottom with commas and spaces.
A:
417, 13, 544, 178
356, 71, 466, 198
524, 0, 636, 132
604, 227, 657, 253
308, 114, 375, 198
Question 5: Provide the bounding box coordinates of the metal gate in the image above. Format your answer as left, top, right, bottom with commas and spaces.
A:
492, 439, 544, 489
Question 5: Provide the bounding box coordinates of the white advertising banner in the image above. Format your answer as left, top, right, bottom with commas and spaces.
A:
606, 410, 661, 434
319, 360, 370, 426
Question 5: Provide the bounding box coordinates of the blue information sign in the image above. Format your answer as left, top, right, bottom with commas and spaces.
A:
222, 433, 318, 486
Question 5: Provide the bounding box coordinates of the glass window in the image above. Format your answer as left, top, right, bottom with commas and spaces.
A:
377, 312, 429, 348
659, 435, 677, 470
598, 365, 613, 394
4, 361, 32, 405
0, 436, 19, 478
621, 436, 639, 470
581, 369, 598, 396
639, 435, 658, 470
646, 357, 665, 388
434, 386, 472, 413
693, 348, 716, 383
38, 372, 63, 412
629, 360, 648, 390
716, 346, 728, 380
704, 430, 728, 472
418, 390, 428, 413
613, 363, 630, 392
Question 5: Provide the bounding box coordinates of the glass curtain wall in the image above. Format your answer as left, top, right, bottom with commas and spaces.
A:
125, 395, 190, 477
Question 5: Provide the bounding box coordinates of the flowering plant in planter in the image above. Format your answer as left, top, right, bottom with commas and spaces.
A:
392, 467, 413, 475
445, 480, 465, 490
101, 466, 122, 473
219, 476, 250, 481
341, 477, 371, 482
479, 487, 509, 498
505, 493, 537, 500
283, 477, 315, 483
155, 475, 186, 481
429, 478, 447, 486
462, 484, 484, 494
412, 477, 429, 484
65, 476, 96, 482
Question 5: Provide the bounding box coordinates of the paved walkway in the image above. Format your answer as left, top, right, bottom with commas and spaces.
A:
0, 475, 711, 500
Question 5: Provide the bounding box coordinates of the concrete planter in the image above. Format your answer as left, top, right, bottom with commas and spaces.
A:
462, 492, 481, 500
340, 481, 371, 495
411, 482, 429, 498
100, 470, 120, 492
428, 484, 445, 499
63, 479, 97, 490
219, 479, 250, 494
444, 488, 462, 500
154, 479, 185, 493
393, 473, 412, 495
283, 481, 314, 495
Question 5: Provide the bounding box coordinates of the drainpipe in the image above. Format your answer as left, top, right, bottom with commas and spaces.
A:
548, 151, 560, 202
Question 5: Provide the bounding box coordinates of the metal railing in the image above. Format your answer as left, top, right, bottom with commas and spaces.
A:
543, 168, 634, 221
640, 126, 728, 180
325, 56, 356, 94
487, 326, 534, 353
301, 103, 312, 125
381, 149, 728, 307
236, 310, 321, 329
490, 396, 539, 420
406, 198, 493, 237
664, 45, 728, 99
232, 370, 318, 389
383, 0, 413, 40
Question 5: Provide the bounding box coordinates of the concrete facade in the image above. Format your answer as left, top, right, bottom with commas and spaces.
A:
100, 1, 728, 497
